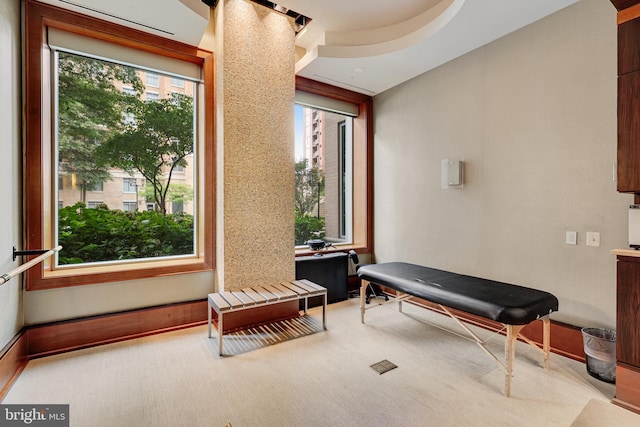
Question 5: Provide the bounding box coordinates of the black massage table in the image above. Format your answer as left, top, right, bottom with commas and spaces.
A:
357, 262, 559, 397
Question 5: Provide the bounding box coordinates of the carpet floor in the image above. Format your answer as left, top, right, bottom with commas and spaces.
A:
3, 298, 637, 426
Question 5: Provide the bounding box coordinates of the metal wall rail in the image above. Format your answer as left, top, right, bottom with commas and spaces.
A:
0, 246, 62, 285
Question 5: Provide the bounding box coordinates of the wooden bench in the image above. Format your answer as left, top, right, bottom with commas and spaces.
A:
357, 262, 559, 397
208, 280, 327, 355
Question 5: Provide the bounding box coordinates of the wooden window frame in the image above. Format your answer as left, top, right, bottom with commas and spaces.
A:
24, 0, 215, 290
294, 76, 373, 256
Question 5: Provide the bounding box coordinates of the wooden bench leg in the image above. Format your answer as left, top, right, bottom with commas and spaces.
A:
207, 301, 224, 355
208, 304, 212, 338
218, 312, 224, 356
322, 292, 327, 329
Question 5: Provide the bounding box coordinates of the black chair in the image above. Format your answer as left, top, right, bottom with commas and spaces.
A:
348, 250, 388, 304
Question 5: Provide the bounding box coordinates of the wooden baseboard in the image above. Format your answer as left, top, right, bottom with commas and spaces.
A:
0, 300, 211, 400
0, 298, 301, 399
0, 332, 29, 400
614, 364, 640, 414
27, 300, 210, 358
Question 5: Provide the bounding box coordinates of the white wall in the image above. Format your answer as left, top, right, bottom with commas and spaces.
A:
373, 0, 626, 328
0, 0, 24, 346
23, 273, 215, 324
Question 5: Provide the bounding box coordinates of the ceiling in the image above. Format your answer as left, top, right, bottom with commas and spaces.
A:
41, 0, 580, 96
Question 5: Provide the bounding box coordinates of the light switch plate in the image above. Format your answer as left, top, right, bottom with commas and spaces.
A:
566, 231, 577, 245
586, 231, 600, 247
441, 158, 464, 189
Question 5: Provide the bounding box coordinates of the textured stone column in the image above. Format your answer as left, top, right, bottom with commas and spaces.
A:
215, 0, 295, 291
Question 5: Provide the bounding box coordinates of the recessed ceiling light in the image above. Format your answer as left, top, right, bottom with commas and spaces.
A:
244, 0, 312, 35
200, 0, 220, 7
274, 4, 288, 14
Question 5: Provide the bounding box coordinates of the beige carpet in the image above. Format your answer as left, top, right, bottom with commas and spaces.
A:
3, 298, 638, 426
570, 398, 639, 427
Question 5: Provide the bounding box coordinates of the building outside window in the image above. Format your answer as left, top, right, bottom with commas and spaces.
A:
146, 91, 159, 101
24, 3, 215, 290
123, 178, 137, 193
122, 85, 136, 96
146, 72, 159, 87
53, 49, 198, 266
172, 201, 184, 214
89, 181, 103, 192
338, 121, 348, 239
123, 201, 137, 212
294, 103, 353, 247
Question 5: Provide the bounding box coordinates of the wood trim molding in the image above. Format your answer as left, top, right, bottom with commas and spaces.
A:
26, 300, 209, 358
614, 363, 640, 414
0, 333, 29, 400
295, 76, 374, 255
0, 300, 209, 399
295, 76, 371, 105
618, 3, 640, 25
23, 299, 303, 358
23, 0, 215, 290
0, 299, 304, 399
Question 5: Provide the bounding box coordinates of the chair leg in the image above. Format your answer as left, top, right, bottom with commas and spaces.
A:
365, 282, 388, 304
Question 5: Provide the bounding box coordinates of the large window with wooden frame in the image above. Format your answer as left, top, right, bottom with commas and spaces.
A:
24, 0, 214, 290
294, 105, 353, 247
294, 77, 373, 255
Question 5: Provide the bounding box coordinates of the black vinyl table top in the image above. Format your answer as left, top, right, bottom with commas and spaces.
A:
357, 262, 558, 325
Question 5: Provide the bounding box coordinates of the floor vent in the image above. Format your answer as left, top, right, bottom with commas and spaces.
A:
370, 359, 398, 375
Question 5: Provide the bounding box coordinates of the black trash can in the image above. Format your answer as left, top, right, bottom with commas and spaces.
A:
581, 327, 616, 384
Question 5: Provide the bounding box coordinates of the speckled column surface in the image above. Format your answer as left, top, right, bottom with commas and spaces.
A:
216, 0, 296, 291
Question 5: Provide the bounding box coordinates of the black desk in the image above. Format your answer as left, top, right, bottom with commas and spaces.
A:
295, 252, 348, 305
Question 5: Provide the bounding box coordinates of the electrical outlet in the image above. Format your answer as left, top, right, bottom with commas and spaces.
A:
586, 232, 600, 247
565, 231, 577, 245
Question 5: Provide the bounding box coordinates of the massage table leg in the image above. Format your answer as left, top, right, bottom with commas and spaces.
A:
505, 324, 526, 397
542, 317, 551, 368
360, 279, 368, 323
360, 286, 551, 397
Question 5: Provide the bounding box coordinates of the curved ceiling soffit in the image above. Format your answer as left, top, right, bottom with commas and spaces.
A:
318, 0, 465, 59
